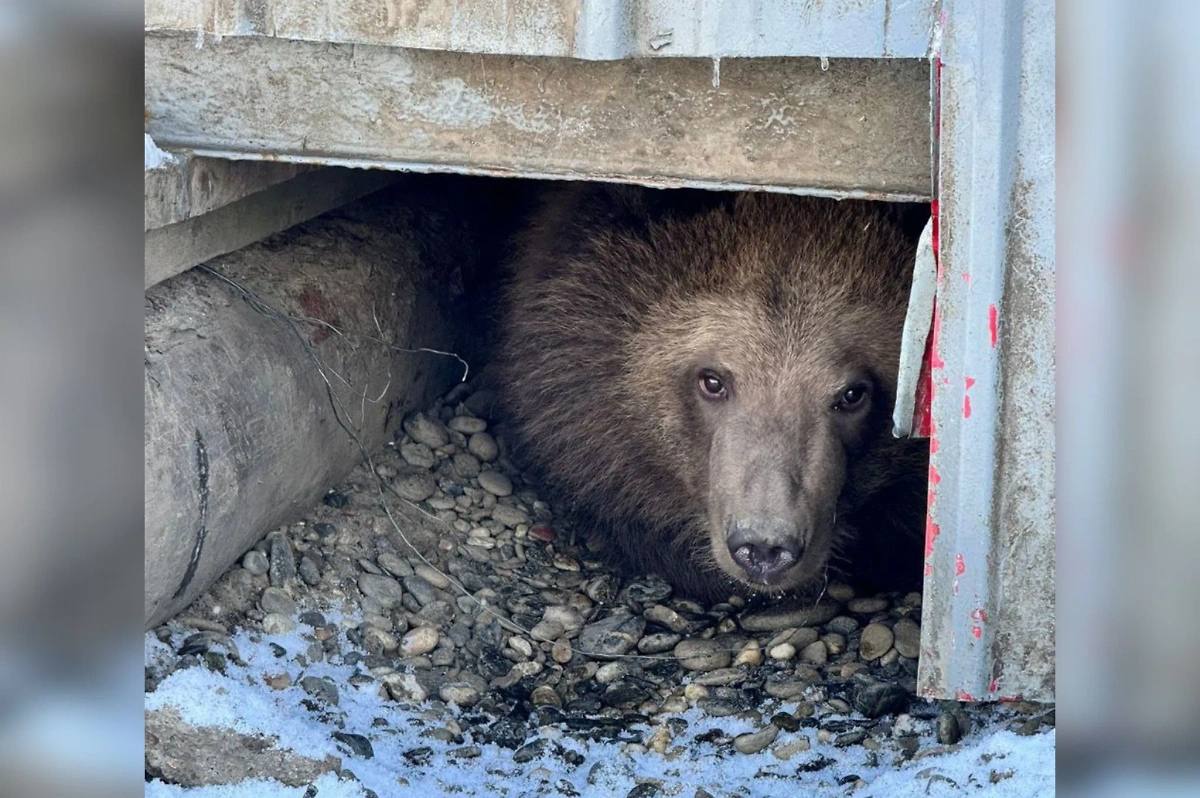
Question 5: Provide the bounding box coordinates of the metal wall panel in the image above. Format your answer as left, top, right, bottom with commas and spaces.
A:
918, 0, 1055, 702
144, 0, 936, 60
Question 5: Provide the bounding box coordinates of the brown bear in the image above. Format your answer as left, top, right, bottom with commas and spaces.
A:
497, 184, 927, 602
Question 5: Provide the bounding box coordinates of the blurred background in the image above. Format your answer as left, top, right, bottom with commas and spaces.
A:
1058, 0, 1200, 793
0, 2, 142, 796
0, 0, 1196, 794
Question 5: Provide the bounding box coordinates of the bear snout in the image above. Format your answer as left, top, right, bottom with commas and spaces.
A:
725, 519, 805, 585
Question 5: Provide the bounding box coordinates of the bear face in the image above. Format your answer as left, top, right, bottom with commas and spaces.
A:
500, 185, 926, 601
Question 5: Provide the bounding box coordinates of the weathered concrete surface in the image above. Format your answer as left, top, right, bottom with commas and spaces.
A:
144, 0, 936, 60
145, 33, 933, 200
145, 707, 342, 787
145, 151, 312, 232
918, 0, 1055, 703
145, 165, 398, 288
145, 185, 476, 627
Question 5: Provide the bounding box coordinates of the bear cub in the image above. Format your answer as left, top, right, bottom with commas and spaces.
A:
498, 184, 928, 602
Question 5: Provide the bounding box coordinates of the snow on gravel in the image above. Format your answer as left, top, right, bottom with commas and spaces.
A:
144, 618, 1054, 798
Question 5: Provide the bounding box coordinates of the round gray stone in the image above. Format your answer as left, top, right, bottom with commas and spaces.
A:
394, 472, 437, 502
358, 574, 405, 609
376, 552, 414, 578
578, 611, 646, 657
261, 613, 295, 635
739, 602, 841, 632
260, 587, 296, 616
400, 441, 436, 469
468, 432, 499, 462
478, 470, 513, 497
439, 682, 481, 707
799, 641, 828, 666
404, 412, 449, 448
448, 416, 488, 434
400, 625, 440, 656
893, 618, 922, 659
638, 633, 682, 654
242, 550, 269, 576
491, 504, 530, 528
937, 712, 962, 745
734, 724, 779, 754
452, 452, 481, 478
300, 676, 339, 706
402, 575, 437, 606
674, 638, 732, 672
847, 597, 889, 614
859, 623, 894, 661
414, 564, 451, 590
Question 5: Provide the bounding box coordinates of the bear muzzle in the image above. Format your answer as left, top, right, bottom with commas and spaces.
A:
725, 519, 806, 586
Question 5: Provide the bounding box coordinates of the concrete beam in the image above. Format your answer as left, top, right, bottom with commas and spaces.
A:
145, 150, 313, 232
144, 157, 397, 289
145, 33, 933, 201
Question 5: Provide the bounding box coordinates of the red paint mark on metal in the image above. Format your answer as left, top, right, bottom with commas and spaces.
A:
988, 304, 998, 348
929, 435, 939, 455
964, 377, 976, 390
970, 608, 989, 622
929, 464, 942, 484
989, 679, 999, 693
963, 395, 972, 418
962, 272, 971, 283
909, 192, 941, 439
912, 325, 935, 437
955, 554, 965, 576
955, 690, 976, 702
924, 515, 941, 560
929, 305, 945, 370
971, 626, 982, 639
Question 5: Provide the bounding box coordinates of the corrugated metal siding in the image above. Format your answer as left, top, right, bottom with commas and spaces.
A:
918, 0, 1055, 703
144, 0, 936, 59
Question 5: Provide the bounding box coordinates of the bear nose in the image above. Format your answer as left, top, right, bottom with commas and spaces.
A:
726, 523, 804, 585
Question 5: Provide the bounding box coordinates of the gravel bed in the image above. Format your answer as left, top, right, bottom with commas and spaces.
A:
145, 381, 1055, 796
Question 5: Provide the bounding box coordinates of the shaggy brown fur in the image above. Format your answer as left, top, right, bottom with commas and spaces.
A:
498, 185, 927, 601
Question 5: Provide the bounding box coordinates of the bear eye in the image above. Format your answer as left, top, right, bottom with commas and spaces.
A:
698, 370, 728, 400
834, 384, 870, 411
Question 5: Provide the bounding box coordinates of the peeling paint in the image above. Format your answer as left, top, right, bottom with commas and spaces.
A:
917, 0, 1054, 703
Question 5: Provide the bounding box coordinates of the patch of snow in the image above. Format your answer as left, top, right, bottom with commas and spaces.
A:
145, 134, 179, 170
146, 772, 365, 798
145, 615, 1055, 797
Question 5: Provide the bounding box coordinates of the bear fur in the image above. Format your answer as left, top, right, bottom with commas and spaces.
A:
497, 184, 927, 602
